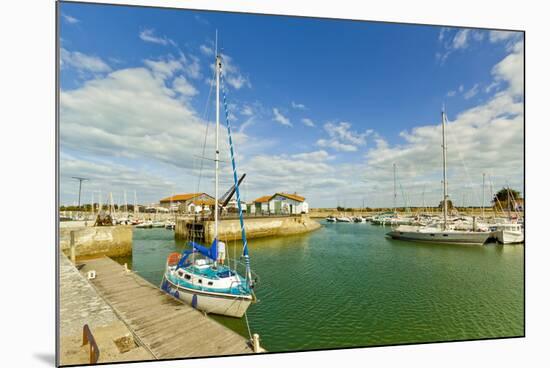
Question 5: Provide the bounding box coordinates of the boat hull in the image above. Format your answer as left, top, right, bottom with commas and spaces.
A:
161, 276, 252, 318
495, 230, 524, 244
387, 228, 493, 245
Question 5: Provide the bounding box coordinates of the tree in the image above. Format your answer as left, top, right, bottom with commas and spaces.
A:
438, 199, 454, 210
493, 187, 522, 210
493, 187, 521, 204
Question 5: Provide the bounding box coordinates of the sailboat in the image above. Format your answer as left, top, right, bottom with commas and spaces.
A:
160, 48, 255, 318
387, 108, 493, 245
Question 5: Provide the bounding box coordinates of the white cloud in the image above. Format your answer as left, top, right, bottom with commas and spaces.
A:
240, 105, 253, 116
291, 101, 307, 110
139, 29, 176, 47
452, 29, 470, 49
458, 84, 464, 93
218, 53, 251, 89
62, 14, 79, 24
143, 58, 181, 79
489, 30, 520, 43
302, 118, 315, 127
491, 40, 523, 96
316, 122, 370, 152
200, 45, 214, 56
179, 53, 201, 79
60, 48, 111, 73
463, 84, 479, 99
273, 108, 292, 127
447, 90, 456, 97
172, 75, 198, 97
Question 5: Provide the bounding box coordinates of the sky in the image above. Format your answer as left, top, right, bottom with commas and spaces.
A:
58, 2, 524, 208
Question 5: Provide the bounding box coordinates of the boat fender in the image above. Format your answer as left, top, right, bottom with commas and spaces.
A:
87, 270, 96, 280
192, 294, 198, 308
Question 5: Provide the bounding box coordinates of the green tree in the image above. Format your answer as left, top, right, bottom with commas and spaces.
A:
438, 199, 454, 209
493, 187, 521, 204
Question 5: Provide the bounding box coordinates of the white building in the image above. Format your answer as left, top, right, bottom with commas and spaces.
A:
249, 193, 308, 215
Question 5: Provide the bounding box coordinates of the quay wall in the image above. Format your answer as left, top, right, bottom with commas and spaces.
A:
176, 214, 321, 243
59, 225, 133, 260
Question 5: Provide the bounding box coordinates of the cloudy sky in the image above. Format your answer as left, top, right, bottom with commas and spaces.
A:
59, 3, 524, 208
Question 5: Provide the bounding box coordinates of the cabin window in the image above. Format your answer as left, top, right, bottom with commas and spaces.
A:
198, 279, 202, 284
443, 234, 449, 237
184, 274, 191, 280
208, 281, 213, 286
430, 234, 435, 237
177, 270, 184, 277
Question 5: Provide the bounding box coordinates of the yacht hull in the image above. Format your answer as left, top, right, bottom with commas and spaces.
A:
387, 228, 493, 245
161, 276, 253, 318
495, 230, 524, 244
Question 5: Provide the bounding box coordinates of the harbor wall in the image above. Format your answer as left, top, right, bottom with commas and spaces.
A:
176, 214, 321, 243
59, 225, 133, 260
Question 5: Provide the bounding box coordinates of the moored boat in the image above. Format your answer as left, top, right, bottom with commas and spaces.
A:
160, 49, 256, 318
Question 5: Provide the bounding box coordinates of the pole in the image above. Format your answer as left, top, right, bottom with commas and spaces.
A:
482, 173, 486, 218
441, 109, 448, 230
214, 31, 220, 248
393, 163, 397, 213
72, 177, 89, 209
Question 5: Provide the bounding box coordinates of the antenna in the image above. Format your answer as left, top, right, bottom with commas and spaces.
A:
71, 177, 89, 208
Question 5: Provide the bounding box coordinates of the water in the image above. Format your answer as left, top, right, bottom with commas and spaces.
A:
119, 222, 524, 352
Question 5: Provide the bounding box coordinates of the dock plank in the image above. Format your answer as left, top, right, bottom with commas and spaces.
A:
79, 257, 255, 359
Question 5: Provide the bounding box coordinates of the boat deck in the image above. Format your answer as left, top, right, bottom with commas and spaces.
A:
79, 257, 255, 359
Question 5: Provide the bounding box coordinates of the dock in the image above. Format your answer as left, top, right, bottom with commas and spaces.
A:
78, 257, 255, 359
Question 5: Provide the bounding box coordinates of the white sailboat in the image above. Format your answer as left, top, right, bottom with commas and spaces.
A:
387, 108, 493, 245
160, 44, 255, 318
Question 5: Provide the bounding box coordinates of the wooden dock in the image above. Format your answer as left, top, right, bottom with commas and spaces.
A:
79, 257, 255, 359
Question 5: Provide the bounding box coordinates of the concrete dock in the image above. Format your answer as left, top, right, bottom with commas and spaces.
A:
176, 214, 321, 243
59, 253, 153, 365
78, 257, 255, 359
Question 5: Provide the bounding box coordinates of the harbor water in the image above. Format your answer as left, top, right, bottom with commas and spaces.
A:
117, 221, 524, 352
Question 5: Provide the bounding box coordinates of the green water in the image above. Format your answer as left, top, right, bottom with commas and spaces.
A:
119, 222, 524, 352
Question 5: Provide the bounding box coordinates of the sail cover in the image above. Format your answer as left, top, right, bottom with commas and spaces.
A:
188, 239, 218, 261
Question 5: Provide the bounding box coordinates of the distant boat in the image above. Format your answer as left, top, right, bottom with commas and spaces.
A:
135, 220, 153, 228
336, 216, 352, 223
151, 221, 165, 228
387, 108, 493, 245
326, 215, 336, 222
492, 223, 524, 244
165, 220, 176, 230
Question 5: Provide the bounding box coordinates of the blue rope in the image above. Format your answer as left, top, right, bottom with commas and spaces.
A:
220, 71, 251, 280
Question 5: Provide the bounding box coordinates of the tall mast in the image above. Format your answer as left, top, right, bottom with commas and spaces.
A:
214, 31, 220, 243
441, 108, 449, 230
393, 163, 397, 213
481, 173, 486, 218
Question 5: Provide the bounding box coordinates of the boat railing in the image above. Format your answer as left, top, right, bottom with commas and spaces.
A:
82, 324, 100, 364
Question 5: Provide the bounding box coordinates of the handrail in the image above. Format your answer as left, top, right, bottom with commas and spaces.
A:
82, 324, 100, 364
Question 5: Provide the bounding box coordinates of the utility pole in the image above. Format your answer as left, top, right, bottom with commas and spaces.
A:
72, 177, 89, 209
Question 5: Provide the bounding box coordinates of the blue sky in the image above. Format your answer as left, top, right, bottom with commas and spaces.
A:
59, 2, 524, 208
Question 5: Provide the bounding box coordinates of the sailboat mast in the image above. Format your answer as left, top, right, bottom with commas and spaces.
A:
214, 33, 220, 243
481, 173, 486, 218
393, 163, 397, 213
441, 109, 449, 229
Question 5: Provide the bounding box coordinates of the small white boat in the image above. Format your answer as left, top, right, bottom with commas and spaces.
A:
135, 220, 153, 228
326, 215, 337, 223
492, 223, 524, 244
165, 221, 176, 230
336, 216, 352, 223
